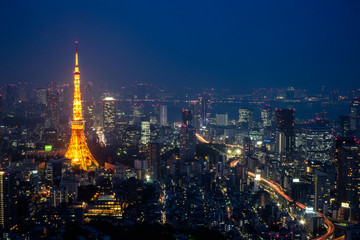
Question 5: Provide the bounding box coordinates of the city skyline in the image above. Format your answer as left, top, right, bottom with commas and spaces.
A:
2, 1, 360, 239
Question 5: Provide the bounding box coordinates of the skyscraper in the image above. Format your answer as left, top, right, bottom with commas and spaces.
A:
4, 84, 17, 116
65, 42, 99, 171
199, 95, 209, 128
216, 113, 228, 126
180, 109, 196, 160
238, 108, 253, 130
46, 89, 60, 128
103, 97, 116, 133
0, 95, 2, 125
338, 115, 351, 137
276, 109, 295, 158
159, 105, 168, 126
0, 170, 18, 231
303, 126, 332, 163
350, 98, 360, 134
337, 141, 360, 210
141, 121, 151, 144
260, 107, 274, 129
314, 170, 330, 213
147, 142, 160, 180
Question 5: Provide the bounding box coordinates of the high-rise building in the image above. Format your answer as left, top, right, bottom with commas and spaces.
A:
147, 142, 160, 180
314, 170, 330, 213
350, 99, 360, 134
192, 101, 201, 131
199, 95, 210, 128
216, 113, 228, 126
338, 115, 351, 137
276, 109, 295, 158
337, 140, 360, 210
103, 97, 116, 133
46, 89, 60, 128
4, 84, 17, 116
65, 42, 99, 171
159, 105, 168, 127
0, 95, 2, 125
260, 107, 274, 128
238, 108, 253, 130
182, 108, 192, 126
0, 170, 18, 231
303, 126, 332, 163
35, 88, 47, 105
180, 109, 196, 160
234, 164, 248, 191
132, 105, 143, 125
141, 121, 151, 144
49, 186, 68, 207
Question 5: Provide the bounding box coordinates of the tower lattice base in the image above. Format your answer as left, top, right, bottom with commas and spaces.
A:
65, 121, 99, 171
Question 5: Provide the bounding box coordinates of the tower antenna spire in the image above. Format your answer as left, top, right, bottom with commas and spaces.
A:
75, 41, 79, 67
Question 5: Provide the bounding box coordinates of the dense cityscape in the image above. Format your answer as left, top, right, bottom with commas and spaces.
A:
1, 1, 360, 240
0, 43, 360, 239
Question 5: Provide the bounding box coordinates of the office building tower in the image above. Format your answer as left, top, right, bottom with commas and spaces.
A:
192, 101, 201, 130
276, 109, 295, 157
338, 115, 351, 137
49, 186, 68, 207
199, 95, 209, 127
260, 107, 274, 128
0, 171, 18, 231
147, 142, 161, 180
337, 140, 360, 211
141, 121, 151, 144
46, 89, 60, 128
4, 84, 17, 116
159, 105, 168, 126
103, 97, 116, 133
350, 99, 360, 134
234, 164, 248, 191
238, 108, 253, 130
182, 108, 192, 126
303, 126, 332, 163
314, 170, 330, 213
132, 105, 143, 125
216, 113, 228, 126
0, 95, 2, 125
180, 109, 196, 160
60, 178, 79, 202
35, 88, 47, 105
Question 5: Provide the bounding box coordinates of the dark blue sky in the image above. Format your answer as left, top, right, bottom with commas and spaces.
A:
0, 0, 359, 90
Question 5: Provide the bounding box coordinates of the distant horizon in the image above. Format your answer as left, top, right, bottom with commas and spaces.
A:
1, 1, 360, 90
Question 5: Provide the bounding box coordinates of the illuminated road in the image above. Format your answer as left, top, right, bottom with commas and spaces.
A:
197, 134, 335, 239
247, 170, 334, 240
196, 133, 210, 144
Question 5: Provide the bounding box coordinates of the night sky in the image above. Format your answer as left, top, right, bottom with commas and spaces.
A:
1, 0, 360, 90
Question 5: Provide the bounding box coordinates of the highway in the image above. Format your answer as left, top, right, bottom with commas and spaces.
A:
196, 134, 336, 239
246, 170, 334, 240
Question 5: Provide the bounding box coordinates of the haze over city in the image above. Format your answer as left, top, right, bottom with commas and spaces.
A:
1, 1, 360, 240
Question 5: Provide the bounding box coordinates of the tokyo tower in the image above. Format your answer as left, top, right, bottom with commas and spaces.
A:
65, 42, 99, 171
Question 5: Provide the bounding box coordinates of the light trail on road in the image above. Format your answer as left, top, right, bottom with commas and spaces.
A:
247, 171, 334, 240
197, 134, 337, 239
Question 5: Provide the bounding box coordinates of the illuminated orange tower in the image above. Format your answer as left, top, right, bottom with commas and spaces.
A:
65, 42, 99, 171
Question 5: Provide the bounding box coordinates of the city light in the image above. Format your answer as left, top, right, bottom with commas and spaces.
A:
44, 145, 52, 151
